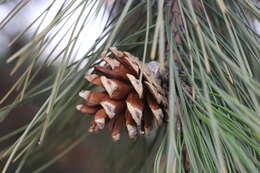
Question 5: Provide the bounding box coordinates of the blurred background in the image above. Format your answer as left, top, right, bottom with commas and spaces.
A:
0, 1, 159, 172
0, 0, 259, 172
0, 0, 110, 172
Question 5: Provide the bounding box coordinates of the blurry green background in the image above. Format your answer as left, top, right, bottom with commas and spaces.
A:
0, 1, 161, 172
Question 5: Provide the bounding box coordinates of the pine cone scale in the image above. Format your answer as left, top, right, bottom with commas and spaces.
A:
126, 92, 144, 126
76, 104, 99, 114
126, 73, 144, 98
146, 94, 164, 125
100, 76, 132, 99
125, 109, 138, 138
79, 91, 107, 106
94, 109, 107, 130
100, 98, 125, 119
85, 74, 103, 87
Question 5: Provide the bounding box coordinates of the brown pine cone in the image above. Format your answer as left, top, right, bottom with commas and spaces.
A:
76, 48, 167, 141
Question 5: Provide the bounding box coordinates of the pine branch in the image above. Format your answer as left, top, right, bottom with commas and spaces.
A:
0, 0, 259, 172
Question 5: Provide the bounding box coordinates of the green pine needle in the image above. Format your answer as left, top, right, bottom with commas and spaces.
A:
0, 0, 259, 172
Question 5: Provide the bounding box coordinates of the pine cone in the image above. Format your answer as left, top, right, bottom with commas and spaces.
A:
76, 48, 167, 141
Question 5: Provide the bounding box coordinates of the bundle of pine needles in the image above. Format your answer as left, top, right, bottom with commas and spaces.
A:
0, 0, 259, 172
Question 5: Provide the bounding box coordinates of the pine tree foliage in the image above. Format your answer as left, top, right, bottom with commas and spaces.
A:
0, 0, 259, 172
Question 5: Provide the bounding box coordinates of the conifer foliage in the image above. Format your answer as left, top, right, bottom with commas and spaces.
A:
0, 0, 259, 172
